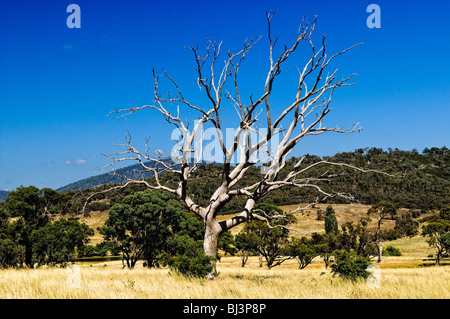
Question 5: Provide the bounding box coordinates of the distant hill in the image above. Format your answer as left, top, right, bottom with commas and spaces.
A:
60, 146, 449, 211
0, 190, 10, 202
57, 162, 158, 193
57, 159, 186, 193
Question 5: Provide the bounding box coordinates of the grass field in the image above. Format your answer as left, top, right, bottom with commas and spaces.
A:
0, 258, 448, 299
0, 203, 448, 299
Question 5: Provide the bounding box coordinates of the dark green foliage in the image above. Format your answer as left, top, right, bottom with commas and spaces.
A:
0, 238, 20, 268
285, 236, 318, 269
161, 211, 212, 277
218, 231, 237, 257
31, 218, 94, 267
330, 250, 370, 282
383, 245, 402, 256
235, 231, 260, 267
341, 221, 377, 258
167, 253, 213, 279
98, 189, 181, 268
58, 147, 449, 215
310, 232, 339, 268
237, 203, 296, 269
164, 235, 213, 278
85, 200, 111, 213
6, 186, 52, 267
382, 212, 419, 241
97, 188, 216, 277
0, 189, 94, 268
77, 245, 98, 258
324, 206, 339, 235
95, 241, 121, 256
422, 205, 450, 265
76, 241, 122, 258
325, 205, 336, 216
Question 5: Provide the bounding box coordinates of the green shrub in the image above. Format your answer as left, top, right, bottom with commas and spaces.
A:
383, 245, 402, 256
330, 250, 370, 282
169, 253, 213, 278
165, 235, 213, 278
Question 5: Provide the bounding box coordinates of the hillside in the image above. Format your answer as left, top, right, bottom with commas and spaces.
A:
174, 146, 450, 211
57, 161, 163, 193
55, 146, 449, 211
77, 202, 437, 261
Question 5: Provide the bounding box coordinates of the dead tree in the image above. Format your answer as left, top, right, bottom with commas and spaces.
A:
97, 12, 382, 277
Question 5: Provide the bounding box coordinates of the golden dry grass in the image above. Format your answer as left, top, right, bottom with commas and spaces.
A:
0, 258, 448, 299
2, 203, 445, 299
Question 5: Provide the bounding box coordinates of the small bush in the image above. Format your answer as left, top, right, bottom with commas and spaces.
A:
169, 253, 213, 278
330, 250, 370, 282
165, 235, 214, 278
383, 245, 402, 256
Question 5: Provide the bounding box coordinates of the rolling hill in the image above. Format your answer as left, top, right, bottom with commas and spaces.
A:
55, 146, 449, 212
56, 162, 156, 193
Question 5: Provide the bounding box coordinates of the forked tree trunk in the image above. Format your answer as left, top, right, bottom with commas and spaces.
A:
203, 220, 222, 278
377, 239, 383, 263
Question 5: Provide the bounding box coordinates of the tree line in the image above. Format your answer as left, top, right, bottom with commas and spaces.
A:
1, 185, 448, 280
0, 186, 93, 268
62, 146, 449, 217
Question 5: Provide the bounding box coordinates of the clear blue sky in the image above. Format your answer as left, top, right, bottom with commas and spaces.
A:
0, 0, 449, 191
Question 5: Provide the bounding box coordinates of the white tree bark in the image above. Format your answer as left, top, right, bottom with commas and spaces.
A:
88, 12, 391, 277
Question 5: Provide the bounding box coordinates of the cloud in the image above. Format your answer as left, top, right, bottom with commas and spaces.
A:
62, 43, 74, 50
65, 159, 86, 165
74, 159, 86, 165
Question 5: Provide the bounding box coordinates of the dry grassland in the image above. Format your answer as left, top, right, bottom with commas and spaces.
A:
0, 258, 448, 299
1, 203, 447, 299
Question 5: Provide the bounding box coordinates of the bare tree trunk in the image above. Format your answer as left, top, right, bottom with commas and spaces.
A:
376, 224, 383, 263
203, 220, 222, 278
377, 239, 383, 263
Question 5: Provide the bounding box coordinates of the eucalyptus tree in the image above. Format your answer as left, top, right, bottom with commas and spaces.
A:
367, 201, 398, 263
89, 12, 387, 277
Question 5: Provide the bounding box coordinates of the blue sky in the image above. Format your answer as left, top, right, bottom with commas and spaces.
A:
0, 0, 449, 191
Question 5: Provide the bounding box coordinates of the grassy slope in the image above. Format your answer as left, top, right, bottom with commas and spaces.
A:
81, 203, 436, 262
1, 203, 446, 299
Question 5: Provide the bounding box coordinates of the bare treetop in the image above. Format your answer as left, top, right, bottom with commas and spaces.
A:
96, 12, 380, 276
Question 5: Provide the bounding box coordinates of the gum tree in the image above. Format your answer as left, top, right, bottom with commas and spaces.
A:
422, 206, 450, 265
92, 12, 386, 277
367, 201, 398, 263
